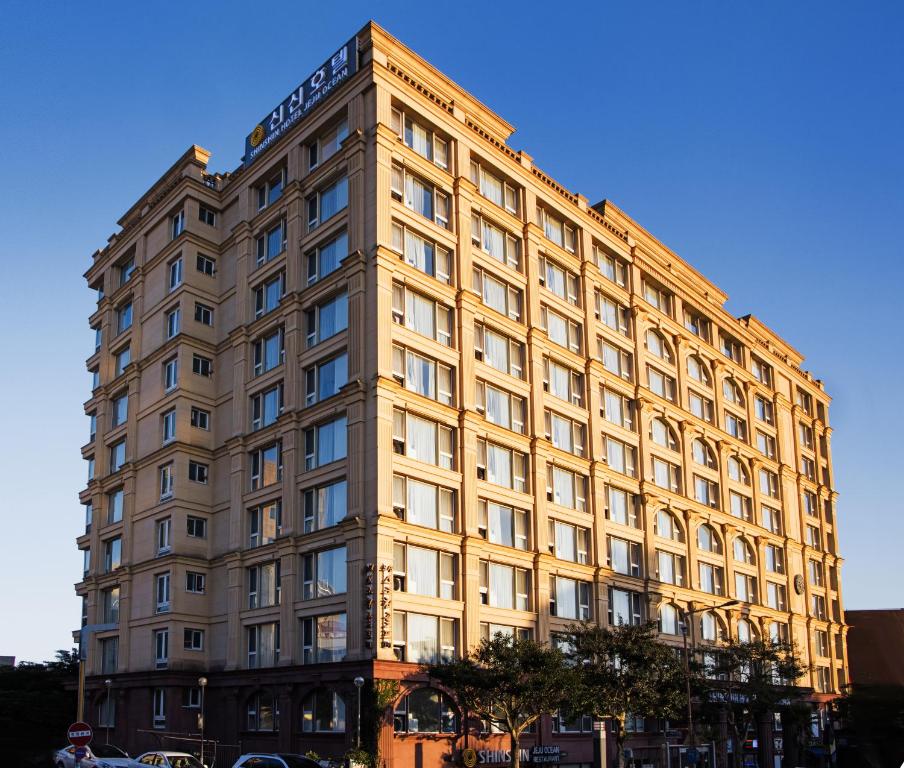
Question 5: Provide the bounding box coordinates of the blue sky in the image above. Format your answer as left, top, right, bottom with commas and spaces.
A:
1, 1, 901, 662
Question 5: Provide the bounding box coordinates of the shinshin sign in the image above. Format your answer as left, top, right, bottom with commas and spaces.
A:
243, 37, 358, 168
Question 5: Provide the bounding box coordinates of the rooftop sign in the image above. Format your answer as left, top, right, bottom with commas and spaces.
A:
244, 37, 358, 168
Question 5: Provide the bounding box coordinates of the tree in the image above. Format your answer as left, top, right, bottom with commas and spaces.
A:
426, 633, 575, 768
565, 622, 686, 768
695, 639, 806, 768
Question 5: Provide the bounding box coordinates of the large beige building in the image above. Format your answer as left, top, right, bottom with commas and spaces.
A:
77, 21, 846, 767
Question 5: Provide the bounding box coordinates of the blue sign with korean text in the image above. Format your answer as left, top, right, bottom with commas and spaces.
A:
244, 37, 358, 168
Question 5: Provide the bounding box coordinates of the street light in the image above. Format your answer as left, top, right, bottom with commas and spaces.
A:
198, 676, 208, 766
103, 679, 112, 745
353, 676, 365, 750
680, 599, 739, 765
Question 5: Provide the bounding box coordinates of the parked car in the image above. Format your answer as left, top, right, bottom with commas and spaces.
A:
54, 744, 134, 768
133, 752, 205, 768
231, 754, 324, 768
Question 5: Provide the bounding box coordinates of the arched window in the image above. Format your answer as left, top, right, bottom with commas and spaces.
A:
650, 417, 678, 451
247, 691, 279, 731
659, 603, 680, 635
727, 455, 750, 485
700, 611, 724, 643
302, 690, 345, 733
691, 438, 718, 469
655, 509, 683, 542
737, 618, 756, 643
646, 330, 673, 364
722, 378, 744, 406
696, 524, 721, 554
733, 537, 755, 565
687, 355, 711, 386
393, 687, 457, 734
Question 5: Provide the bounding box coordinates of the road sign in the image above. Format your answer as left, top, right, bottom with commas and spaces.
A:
74, 746, 88, 762
68, 721, 93, 747
686, 747, 700, 765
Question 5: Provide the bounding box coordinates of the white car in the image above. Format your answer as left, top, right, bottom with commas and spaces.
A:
231, 755, 324, 768
133, 752, 206, 768
54, 744, 134, 768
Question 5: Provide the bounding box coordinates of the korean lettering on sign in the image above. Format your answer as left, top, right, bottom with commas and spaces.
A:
244, 38, 357, 167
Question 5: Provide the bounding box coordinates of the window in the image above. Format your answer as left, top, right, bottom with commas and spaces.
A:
301, 614, 347, 664
727, 455, 750, 484
478, 501, 529, 550
609, 536, 642, 576
307, 177, 348, 231
392, 283, 453, 345
116, 302, 132, 334
645, 330, 673, 362
650, 418, 678, 451
541, 305, 582, 353
480, 561, 531, 611
733, 538, 755, 565
536, 206, 576, 252
247, 622, 280, 668
83, 547, 91, 575
472, 266, 522, 321
394, 688, 457, 734
684, 308, 710, 340
692, 439, 718, 469
391, 222, 452, 283
394, 544, 456, 599
689, 390, 715, 423
730, 491, 752, 521
806, 524, 822, 550
109, 440, 126, 473
164, 357, 178, 392
737, 618, 755, 643
391, 344, 454, 405
539, 255, 580, 305
248, 500, 282, 546
546, 465, 586, 511
655, 509, 683, 542
107, 488, 123, 524
811, 594, 827, 620
252, 327, 285, 377
250, 442, 282, 490
254, 272, 285, 318
756, 430, 776, 458
302, 546, 348, 599
657, 550, 684, 585
153, 629, 169, 670
115, 346, 132, 376
762, 505, 782, 535
256, 219, 287, 266
651, 457, 681, 493
87, 456, 95, 481
766, 582, 787, 610
194, 302, 213, 326
192, 354, 213, 377
603, 435, 636, 477
596, 292, 630, 336
687, 355, 712, 386
304, 415, 348, 469
476, 381, 526, 434
310, 117, 351, 169
759, 468, 779, 498
185, 571, 206, 594
184, 628, 204, 650
250, 383, 284, 431
168, 257, 183, 291
190, 407, 209, 430
724, 411, 747, 440
152, 687, 167, 728
393, 107, 449, 168
600, 339, 633, 381
765, 544, 784, 574
102, 586, 120, 624
699, 562, 724, 595
721, 334, 743, 363
159, 463, 174, 499
481, 624, 533, 643
752, 357, 773, 386
392, 410, 453, 469
647, 366, 676, 402
392, 475, 456, 532
187, 515, 207, 538
796, 387, 814, 415
544, 358, 584, 406
165, 307, 180, 339
118, 256, 136, 286
85, 503, 93, 533
694, 475, 719, 509
755, 396, 774, 424
183, 687, 202, 710
643, 281, 673, 316
156, 517, 172, 554
549, 576, 591, 620
162, 409, 176, 444
391, 164, 450, 229
246, 692, 279, 732
799, 422, 815, 449
306, 231, 348, 285
659, 603, 679, 635
476, 438, 528, 492
198, 205, 215, 226
306, 292, 348, 347
700, 612, 721, 642
809, 559, 824, 587
171, 210, 185, 239
103, 537, 121, 572
196, 253, 216, 275
593, 244, 628, 287
304, 353, 347, 405
475, 323, 524, 379
188, 460, 208, 484
256, 167, 286, 209
392, 612, 457, 663
302, 689, 346, 732
607, 486, 638, 528
470, 158, 517, 212
248, 561, 281, 608
548, 520, 589, 564
608, 587, 641, 626
155, 572, 171, 613
544, 410, 586, 457
303, 480, 347, 533
697, 524, 721, 553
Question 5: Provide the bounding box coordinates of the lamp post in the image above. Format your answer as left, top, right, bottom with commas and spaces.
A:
103, 679, 112, 744
198, 676, 208, 766
354, 676, 365, 750
680, 599, 739, 766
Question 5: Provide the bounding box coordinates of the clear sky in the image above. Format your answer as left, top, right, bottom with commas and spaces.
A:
1, 1, 901, 663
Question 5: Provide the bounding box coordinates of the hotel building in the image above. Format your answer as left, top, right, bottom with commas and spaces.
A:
77, 21, 846, 767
